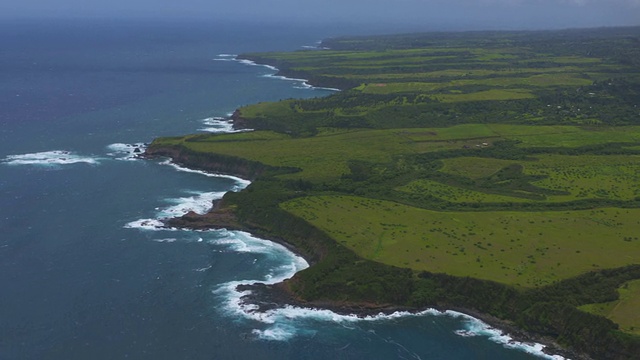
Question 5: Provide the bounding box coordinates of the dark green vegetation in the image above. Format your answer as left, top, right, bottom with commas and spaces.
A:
149, 27, 640, 359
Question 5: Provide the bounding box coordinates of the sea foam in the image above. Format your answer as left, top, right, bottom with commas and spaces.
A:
124, 190, 226, 230
212, 233, 567, 359
448, 311, 567, 360
199, 116, 253, 134
106, 143, 147, 161
159, 160, 251, 190
229, 55, 340, 92
2, 150, 99, 166
124, 160, 250, 231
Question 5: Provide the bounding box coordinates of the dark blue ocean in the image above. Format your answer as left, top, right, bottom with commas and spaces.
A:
0, 19, 560, 360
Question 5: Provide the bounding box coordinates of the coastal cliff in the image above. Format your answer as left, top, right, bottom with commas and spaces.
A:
144, 142, 640, 360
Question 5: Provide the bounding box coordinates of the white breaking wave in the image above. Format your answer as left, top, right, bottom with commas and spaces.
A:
2, 150, 99, 166
124, 219, 167, 230
229, 56, 340, 92
448, 310, 567, 360
213, 53, 339, 91
211, 233, 567, 359
124, 161, 250, 230
262, 73, 340, 92
153, 238, 178, 243
124, 190, 226, 230
159, 160, 251, 190
158, 190, 228, 219
213, 54, 238, 62
199, 117, 253, 134
106, 143, 147, 161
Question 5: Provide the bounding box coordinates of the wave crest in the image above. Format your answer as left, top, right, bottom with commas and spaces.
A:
2, 150, 99, 166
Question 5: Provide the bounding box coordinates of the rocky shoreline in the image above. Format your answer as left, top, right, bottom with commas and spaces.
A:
154, 189, 590, 360
238, 281, 589, 360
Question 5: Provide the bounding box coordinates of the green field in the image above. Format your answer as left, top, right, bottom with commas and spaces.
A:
431, 155, 640, 202
282, 195, 640, 287
580, 279, 640, 335
154, 125, 640, 183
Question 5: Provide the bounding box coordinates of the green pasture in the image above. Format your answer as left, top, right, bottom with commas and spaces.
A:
397, 179, 534, 203
282, 195, 640, 287
525, 154, 640, 201
154, 125, 640, 184
509, 126, 640, 147
153, 125, 507, 180
359, 74, 593, 95
154, 128, 430, 181
436, 154, 640, 202
433, 89, 536, 102
580, 279, 640, 335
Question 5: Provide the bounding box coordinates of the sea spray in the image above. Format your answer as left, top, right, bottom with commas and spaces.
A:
199, 116, 253, 133
106, 143, 148, 161
2, 150, 100, 166
214, 54, 340, 92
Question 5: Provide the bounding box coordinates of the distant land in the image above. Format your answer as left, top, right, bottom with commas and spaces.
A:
146, 26, 640, 360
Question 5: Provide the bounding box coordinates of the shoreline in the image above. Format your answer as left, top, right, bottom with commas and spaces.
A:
229, 54, 342, 92
147, 153, 588, 360
144, 53, 596, 360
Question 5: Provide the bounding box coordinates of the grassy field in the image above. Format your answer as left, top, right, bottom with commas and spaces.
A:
282, 195, 640, 288
155, 125, 640, 184
433, 155, 640, 202
580, 279, 640, 335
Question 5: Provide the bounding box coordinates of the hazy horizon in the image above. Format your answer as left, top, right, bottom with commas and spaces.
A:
2, 0, 639, 31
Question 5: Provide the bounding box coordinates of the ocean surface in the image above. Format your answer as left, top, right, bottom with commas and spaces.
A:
0, 19, 562, 360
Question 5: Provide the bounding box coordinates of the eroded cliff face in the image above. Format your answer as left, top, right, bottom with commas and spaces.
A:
144, 144, 267, 181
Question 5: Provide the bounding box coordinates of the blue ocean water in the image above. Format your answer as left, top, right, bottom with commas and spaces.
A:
0, 19, 559, 360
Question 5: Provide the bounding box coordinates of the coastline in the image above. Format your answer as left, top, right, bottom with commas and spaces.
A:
230, 54, 342, 92
143, 152, 588, 360
141, 52, 608, 360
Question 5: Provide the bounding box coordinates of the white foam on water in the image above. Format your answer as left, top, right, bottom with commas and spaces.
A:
124, 219, 167, 230
159, 160, 251, 190
231, 57, 340, 92
106, 143, 147, 161
213, 54, 238, 62
210, 232, 567, 359
124, 190, 226, 230
448, 310, 567, 360
199, 117, 253, 133
158, 190, 227, 218
2, 150, 100, 166
153, 238, 178, 243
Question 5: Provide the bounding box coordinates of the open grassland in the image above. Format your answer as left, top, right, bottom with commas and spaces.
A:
433, 89, 536, 102
398, 179, 535, 203
580, 279, 640, 335
238, 29, 640, 133
152, 125, 502, 181
359, 74, 593, 95
154, 124, 640, 186
432, 155, 640, 202
282, 195, 640, 288
153, 128, 451, 181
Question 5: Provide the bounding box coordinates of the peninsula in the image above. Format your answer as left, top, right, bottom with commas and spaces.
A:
146, 27, 640, 359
